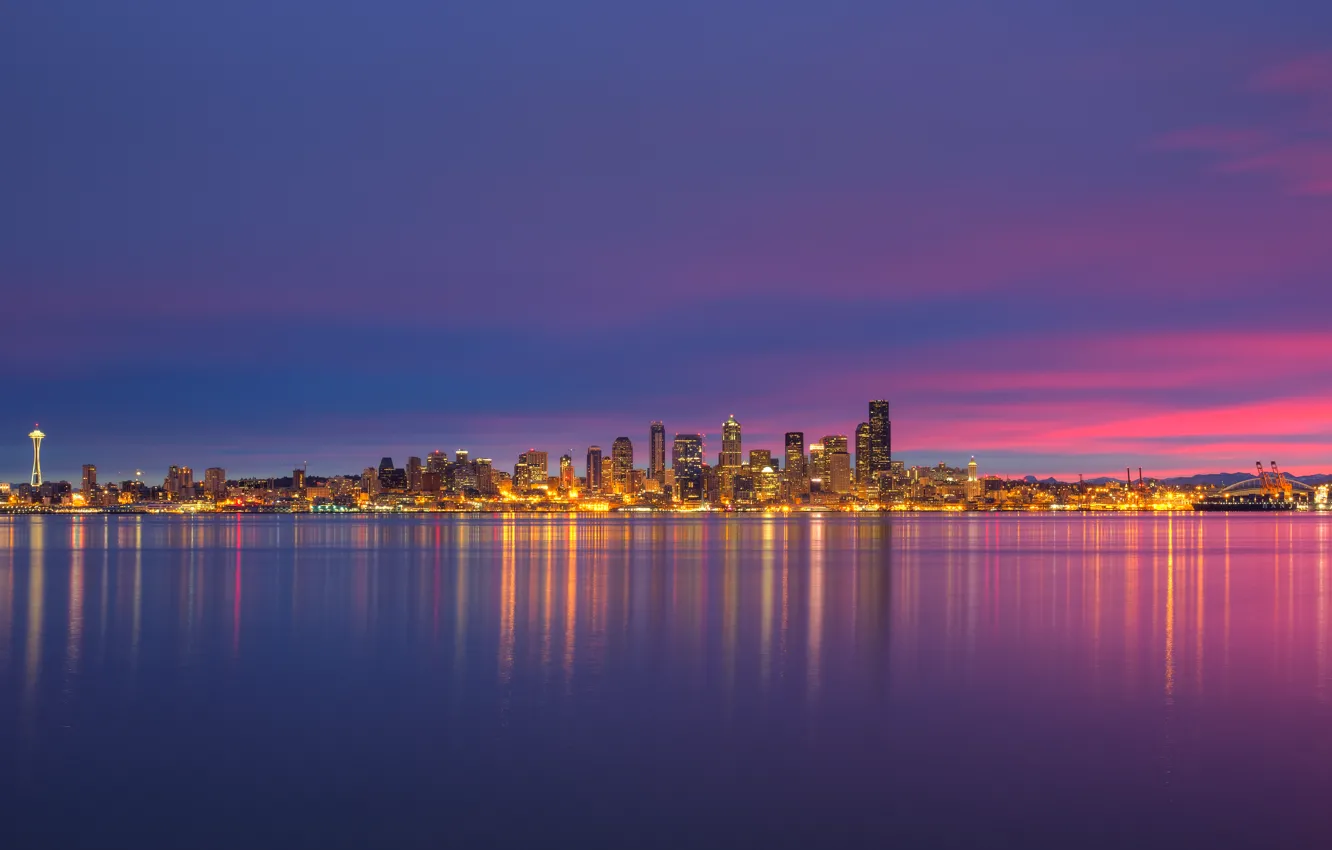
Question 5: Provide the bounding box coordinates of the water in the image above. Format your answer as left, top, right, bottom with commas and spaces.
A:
2, 514, 1331, 848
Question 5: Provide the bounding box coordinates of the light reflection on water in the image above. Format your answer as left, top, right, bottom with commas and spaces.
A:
1, 513, 1332, 848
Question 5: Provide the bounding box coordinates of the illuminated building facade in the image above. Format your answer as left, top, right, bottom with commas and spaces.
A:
673, 434, 704, 502
868, 399, 892, 488
586, 446, 603, 493
649, 421, 666, 484
720, 415, 742, 468
611, 437, 633, 492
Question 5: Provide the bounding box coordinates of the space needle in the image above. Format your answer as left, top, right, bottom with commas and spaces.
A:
29, 425, 45, 487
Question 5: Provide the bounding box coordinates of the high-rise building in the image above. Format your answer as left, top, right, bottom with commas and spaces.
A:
720, 415, 742, 468
649, 421, 666, 484
515, 450, 548, 491
808, 442, 826, 487
672, 434, 704, 502
828, 452, 852, 494
292, 467, 306, 492
586, 446, 603, 494
601, 457, 614, 493
785, 431, 808, 494
855, 422, 871, 484
611, 437, 633, 492
749, 449, 772, 471
559, 454, 575, 491
81, 464, 97, 495
427, 450, 449, 475
362, 467, 379, 495
868, 400, 892, 477
784, 432, 805, 475
205, 467, 227, 500
475, 458, 494, 494
821, 434, 848, 455
406, 457, 423, 492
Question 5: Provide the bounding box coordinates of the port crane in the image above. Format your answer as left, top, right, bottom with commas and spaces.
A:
1255, 461, 1294, 498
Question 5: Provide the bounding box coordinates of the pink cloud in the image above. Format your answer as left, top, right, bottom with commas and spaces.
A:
1161, 53, 1332, 196
1249, 52, 1332, 94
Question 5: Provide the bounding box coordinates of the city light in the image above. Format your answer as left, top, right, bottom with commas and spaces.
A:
3, 402, 1322, 514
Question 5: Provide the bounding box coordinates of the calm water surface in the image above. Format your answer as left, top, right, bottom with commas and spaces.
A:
2, 514, 1332, 848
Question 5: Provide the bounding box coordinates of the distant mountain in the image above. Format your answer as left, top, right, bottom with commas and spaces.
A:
1162, 472, 1332, 488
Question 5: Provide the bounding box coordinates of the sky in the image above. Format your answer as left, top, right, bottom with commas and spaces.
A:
5, 1, 1332, 482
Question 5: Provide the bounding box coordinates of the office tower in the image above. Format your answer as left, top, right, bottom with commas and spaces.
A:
166, 465, 181, 499
427, 450, 449, 475
808, 442, 826, 487
475, 458, 494, 494
672, 434, 704, 502
559, 454, 575, 490
205, 467, 227, 500
602, 457, 614, 492
526, 451, 547, 482
828, 452, 852, 494
362, 467, 379, 495
968, 457, 978, 482
406, 457, 422, 492
611, 437, 633, 492
821, 434, 848, 455
516, 450, 547, 491
868, 399, 892, 474
785, 431, 808, 495
455, 450, 469, 465
720, 415, 742, 468
293, 467, 306, 492
784, 432, 805, 475
379, 457, 395, 476
749, 449, 772, 471
81, 464, 97, 495
586, 446, 603, 494
649, 421, 666, 484
855, 422, 871, 484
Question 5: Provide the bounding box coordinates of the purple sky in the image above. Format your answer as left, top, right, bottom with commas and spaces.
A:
5, 1, 1332, 482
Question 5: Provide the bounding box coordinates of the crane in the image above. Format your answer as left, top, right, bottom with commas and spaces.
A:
1271, 462, 1293, 498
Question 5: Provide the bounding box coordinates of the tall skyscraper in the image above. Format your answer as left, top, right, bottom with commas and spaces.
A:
475, 458, 494, 494
28, 427, 44, 487
855, 422, 871, 484
720, 415, 742, 468
611, 437, 633, 492
586, 446, 603, 494
808, 442, 826, 487
649, 421, 666, 484
406, 456, 423, 492
559, 454, 575, 490
293, 467, 306, 492
81, 464, 97, 495
785, 431, 807, 494
672, 434, 704, 502
868, 400, 892, 475
749, 449, 772, 470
